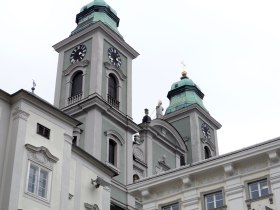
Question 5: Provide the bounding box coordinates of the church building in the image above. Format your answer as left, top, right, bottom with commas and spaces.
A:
0, 0, 280, 210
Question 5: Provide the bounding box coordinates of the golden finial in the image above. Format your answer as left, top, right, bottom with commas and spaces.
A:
181, 61, 187, 79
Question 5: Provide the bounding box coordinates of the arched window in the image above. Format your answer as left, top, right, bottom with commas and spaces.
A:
133, 174, 140, 183
71, 71, 83, 97
108, 74, 117, 99
204, 146, 211, 159
109, 139, 117, 165
107, 74, 119, 109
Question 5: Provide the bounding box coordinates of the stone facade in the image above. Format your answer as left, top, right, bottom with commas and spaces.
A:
1, 1, 280, 210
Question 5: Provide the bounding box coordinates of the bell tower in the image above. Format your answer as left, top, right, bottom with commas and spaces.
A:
164, 70, 222, 164
53, 1, 139, 208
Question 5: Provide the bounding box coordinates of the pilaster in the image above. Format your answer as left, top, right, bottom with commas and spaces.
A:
224, 177, 245, 210
182, 189, 199, 210
54, 52, 65, 108
101, 186, 111, 210
84, 109, 102, 159
146, 132, 153, 176
126, 58, 132, 117
1, 107, 29, 210
59, 133, 73, 210
270, 164, 280, 209
90, 33, 103, 95
126, 133, 133, 184
142, 202, 156, 210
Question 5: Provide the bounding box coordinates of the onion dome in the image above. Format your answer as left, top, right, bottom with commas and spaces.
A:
71, 0, 121, 37
165, 70, 207, 114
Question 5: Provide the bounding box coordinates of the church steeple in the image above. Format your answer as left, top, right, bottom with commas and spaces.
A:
71, 0, 122, 37
164, 67, 221, 164
166, 70, 207, 114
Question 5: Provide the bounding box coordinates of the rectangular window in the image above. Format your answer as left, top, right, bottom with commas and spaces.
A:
205, 191, 224, 210
162, 203, 179, 210
37, 123, 50, 139
248, 179, 269, 199
109, 140, 116, 165
27, 163, 49, 199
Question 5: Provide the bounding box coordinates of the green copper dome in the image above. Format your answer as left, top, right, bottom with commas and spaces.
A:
81, 0, 117, 16
165, 72, 207, 114
71, 0, 121, 37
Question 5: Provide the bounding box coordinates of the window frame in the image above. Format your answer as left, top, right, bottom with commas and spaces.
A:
248, 179, 269, 199
108, 74, 118, 100
104, 130, 125, 173
245, 177, 272, 202
70, 70, 83, 97
160, 201, 180, 210
64, 64, 87, 105
204, 191, 224, 210
36, 123, 50, 139
24, 144, 58, 204
204, 146, 211, 159
25, 161, 52, 202
202, 188, 226, 210
108, 139, 117, 165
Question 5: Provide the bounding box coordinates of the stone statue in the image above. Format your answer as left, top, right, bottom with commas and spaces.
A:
142, 108, 151, 124
156, 100, 164, 119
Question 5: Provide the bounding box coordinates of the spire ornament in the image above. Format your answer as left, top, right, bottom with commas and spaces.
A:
31, 79, 36, 94
181, 61, 188, 79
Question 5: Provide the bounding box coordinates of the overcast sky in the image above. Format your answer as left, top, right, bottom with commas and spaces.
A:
1, 0, 280, 154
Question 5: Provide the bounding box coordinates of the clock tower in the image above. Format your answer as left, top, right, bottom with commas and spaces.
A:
164, 70, 222, 163
53, 1, 139, 209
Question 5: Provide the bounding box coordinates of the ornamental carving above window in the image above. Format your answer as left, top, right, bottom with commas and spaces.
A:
25, 144, 59, 169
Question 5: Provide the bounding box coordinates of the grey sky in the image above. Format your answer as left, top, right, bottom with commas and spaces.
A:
1, 0, 280, 154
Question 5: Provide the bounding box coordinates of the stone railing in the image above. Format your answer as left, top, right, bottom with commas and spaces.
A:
107, 94, 120, 109
68, 93, 83, 105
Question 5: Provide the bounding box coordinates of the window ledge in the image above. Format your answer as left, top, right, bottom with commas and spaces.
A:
105, 161, 120, 175
24, 191, 50, 206
213, 206, 227, 210
245, 194, 273, 209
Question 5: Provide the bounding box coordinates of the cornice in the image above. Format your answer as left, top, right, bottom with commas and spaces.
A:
62, 93, 140, 133
7, 89, 80, 127
72, 144, 117, 177
127, 137, 280, 193
164, 103, 222, 129
64, 59, 90, 76
149, 119, 186, 150
0, 89, 11, 102
12, 107, 30, 121
138, 123, 186, 154
53, 21, 139, 59
104, 62, 127, 80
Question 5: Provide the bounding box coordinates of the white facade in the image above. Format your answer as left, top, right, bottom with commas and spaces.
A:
128, 138, 280, 210
0, 90, 116, 210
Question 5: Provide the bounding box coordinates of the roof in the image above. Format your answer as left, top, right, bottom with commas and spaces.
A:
0, 89, 81, 127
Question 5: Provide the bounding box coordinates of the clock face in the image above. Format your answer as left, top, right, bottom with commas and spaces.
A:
108, 47, 122, 69
201, 123, 211, 139
70, 45, 87, 64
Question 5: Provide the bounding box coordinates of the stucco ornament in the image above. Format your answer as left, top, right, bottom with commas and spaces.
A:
155, 155, 170, 174
133, 134, 144, 145
25, 144, 59, 169
133, 147, 144, 161
84, 203, 100, 210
